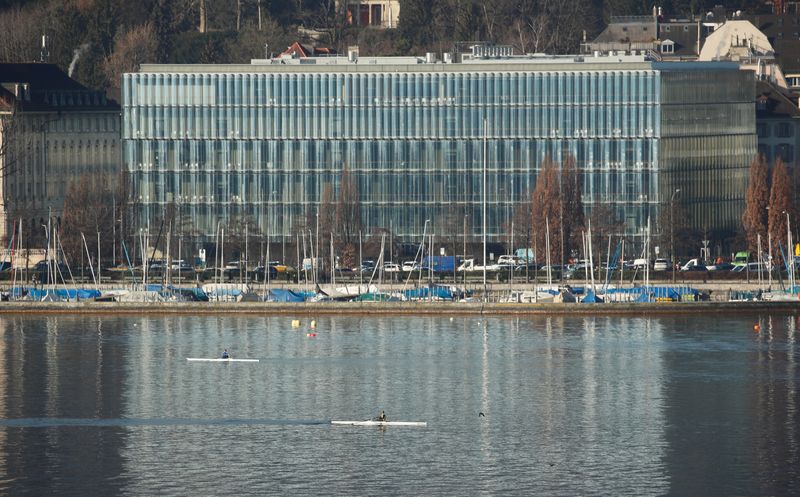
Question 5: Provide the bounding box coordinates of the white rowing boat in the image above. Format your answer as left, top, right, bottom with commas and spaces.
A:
186, 358, 260, 363
331, 420, 427, 427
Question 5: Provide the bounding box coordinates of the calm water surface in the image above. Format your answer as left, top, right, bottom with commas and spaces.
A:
0, 312, 798, 496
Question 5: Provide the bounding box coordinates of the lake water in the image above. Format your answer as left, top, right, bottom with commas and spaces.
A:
0, 312, 798, 496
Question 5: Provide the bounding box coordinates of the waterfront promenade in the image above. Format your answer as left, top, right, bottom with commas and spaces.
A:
0, 298, 797, 316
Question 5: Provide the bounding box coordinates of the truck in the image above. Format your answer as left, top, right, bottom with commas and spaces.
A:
420, 256, 463, 273
733, 251, 751, 267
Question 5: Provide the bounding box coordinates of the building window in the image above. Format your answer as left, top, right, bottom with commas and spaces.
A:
664, 25, 670, 32
777, 122, 794, 138
757, 122, 769, 137
371, 4, 383, 25
775, 143, 794, 162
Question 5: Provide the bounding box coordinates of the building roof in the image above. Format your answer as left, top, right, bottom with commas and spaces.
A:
583, 15, 701, 59
658, 21, 701, 57
279, 42, 337, 58
592, 16, 657, 44
698, 20, 774, 60
756, 79, 800, 118
139, 53, 743, 76
0, 62, 118, 112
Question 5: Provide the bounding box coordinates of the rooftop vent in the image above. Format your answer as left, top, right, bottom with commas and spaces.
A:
348, 46, 359, 63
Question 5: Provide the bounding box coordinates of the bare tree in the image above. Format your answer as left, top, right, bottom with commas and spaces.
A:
531, 156, 562, 263
103, 22, 158, 102
199, 0, 207, 32
741, 154, 770, 253
61, 174, 118, 266
768, 158, 796, 253
560, 154, 585, 259
335, 164, 362, 265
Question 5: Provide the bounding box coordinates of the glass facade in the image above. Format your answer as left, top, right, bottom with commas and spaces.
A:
122, 58, 754, 245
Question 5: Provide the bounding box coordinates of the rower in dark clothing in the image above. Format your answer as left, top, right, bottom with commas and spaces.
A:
377, 410, 387, 422
222, 349, 230, 359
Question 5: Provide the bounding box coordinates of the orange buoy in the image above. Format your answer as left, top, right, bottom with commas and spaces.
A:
754, 324, 760, 332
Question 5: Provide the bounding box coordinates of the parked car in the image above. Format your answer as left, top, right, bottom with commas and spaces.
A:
383, 262, 401, 272
253, 264, 278, 280
680, 258, 704, 271
402, 261, 417, 272
171, 260, 193, 272
684, 264, 708, 272
731, 262, 768, 273
707, 262, 734, 271
224, 260, 244, 277
653, 258, 670, 271
497, 255, 519, 266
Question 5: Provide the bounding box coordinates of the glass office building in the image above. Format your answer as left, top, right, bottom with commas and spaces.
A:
122, 53, 754, 247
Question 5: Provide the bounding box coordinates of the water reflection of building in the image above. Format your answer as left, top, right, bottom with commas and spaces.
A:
748, 315, 799, 493
662, 315, 799, 495
0, 316, 128, 495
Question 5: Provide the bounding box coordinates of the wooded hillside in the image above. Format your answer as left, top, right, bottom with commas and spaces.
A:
0, 0, 770, 98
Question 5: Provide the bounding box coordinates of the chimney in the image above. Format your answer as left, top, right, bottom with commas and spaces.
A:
348, 46, 359, 63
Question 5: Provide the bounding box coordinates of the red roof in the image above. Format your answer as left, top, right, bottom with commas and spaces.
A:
279, 42, 337, 58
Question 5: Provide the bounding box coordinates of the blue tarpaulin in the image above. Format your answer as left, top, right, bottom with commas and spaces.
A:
403, 286, 455, 300
581, 289, 604, 303
19, 288, 101, 300
267, 289, 307, 302
606, 286, 699, 302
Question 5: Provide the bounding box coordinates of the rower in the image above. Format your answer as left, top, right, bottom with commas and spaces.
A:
222, 349, 230, 359
377, 410, 387, 422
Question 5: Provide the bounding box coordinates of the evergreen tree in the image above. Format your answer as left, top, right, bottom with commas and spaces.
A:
742, 154, 770, 253
397, 0, 435, 53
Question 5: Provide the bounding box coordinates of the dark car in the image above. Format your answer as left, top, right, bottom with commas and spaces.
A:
253, 265, 278, 281
32, 260, 69, 283
707, 262, 734, 271
685, 264, 708, 271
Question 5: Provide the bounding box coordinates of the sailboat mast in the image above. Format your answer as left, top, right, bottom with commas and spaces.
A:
482, 117, 488, 302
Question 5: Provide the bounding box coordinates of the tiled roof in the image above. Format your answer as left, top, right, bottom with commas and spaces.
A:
279, 42, 338, 58
756, 79, 800, 119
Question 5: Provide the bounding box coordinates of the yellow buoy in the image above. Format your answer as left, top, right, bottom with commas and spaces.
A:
291, 319, 301, 328
310, 320, 317, 329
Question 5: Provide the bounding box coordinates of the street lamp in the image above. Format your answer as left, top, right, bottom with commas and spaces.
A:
783, 210, 793, 289
670, 188, 681, 282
